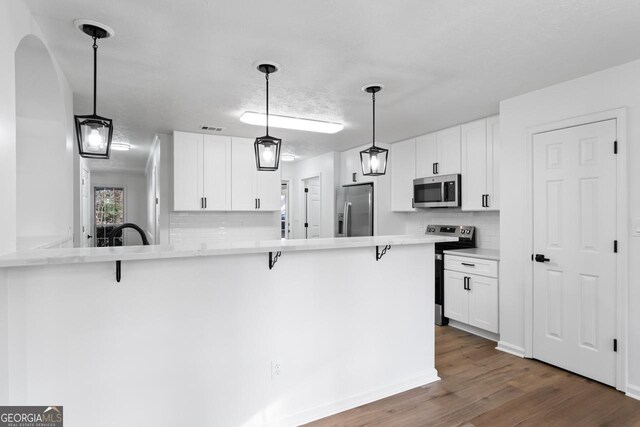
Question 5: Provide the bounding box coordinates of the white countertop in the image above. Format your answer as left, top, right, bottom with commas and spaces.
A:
443, 248, 500, 261
0, 234, 457, 268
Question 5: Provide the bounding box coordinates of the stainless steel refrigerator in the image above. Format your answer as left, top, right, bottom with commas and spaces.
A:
335, 183, 373, 237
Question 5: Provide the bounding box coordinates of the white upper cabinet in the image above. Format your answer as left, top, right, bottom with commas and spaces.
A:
340, 145, 375, 186
436, 126, 461, 175
202, 135, 232, 211
173, 131, 201, 211
390, 138, 416, 212
461, 116, 500, 211
416, 133, 437, 177
416, 126, 461, 177
231, 137, 281, 211
174, 131, 231, 211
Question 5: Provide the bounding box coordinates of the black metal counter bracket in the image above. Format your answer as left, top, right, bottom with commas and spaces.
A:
269, 251, 281, 270
376, 245, 391, 261
116, 260, 121, 282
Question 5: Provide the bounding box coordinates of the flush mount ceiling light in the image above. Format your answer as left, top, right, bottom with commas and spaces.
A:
240, 112, 343, 134
253, 62, 282, 171
111, 142, 131, 151
73, 19, 115, 159
360, 84, 388, 176
281, 153, 296, 162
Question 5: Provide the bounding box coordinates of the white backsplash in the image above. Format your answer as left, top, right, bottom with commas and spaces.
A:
169, 211, 280, 244
403, 210, 500, 249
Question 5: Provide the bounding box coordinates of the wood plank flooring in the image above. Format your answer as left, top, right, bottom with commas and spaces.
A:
306, 326, 640, 427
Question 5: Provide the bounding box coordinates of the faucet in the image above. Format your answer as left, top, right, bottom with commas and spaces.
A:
107, 223, 150, 247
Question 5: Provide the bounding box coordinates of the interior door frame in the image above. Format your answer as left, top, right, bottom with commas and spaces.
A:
301, 173, 322, 239
522, 108, 628, 392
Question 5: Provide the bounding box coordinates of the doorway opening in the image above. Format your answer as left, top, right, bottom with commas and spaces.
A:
94, 186, 125, 247
302, 176, 321, 239
281, 181, 290, 239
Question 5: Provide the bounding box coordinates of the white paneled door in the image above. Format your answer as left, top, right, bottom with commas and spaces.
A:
532, 119, 617, 386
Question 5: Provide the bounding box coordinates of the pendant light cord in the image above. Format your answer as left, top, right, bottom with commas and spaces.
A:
265, 72, 270, 135
92, 35, 98, 116
372, 92, 376, 148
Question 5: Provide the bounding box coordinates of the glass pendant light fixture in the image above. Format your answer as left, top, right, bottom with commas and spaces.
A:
360, 85, 388, 176
254, 63, 282, 171
73, 20, 114, 159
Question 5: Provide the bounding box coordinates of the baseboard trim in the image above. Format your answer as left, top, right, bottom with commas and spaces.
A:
448, 320, 499, 342
496, 341, 526, 358
270, 369, 440, 427
626, 384, 640, 401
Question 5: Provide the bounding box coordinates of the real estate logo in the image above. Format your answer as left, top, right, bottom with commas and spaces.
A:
0, 406, 63, 427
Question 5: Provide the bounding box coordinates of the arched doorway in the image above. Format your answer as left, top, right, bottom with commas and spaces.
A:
15, 35, 71, 247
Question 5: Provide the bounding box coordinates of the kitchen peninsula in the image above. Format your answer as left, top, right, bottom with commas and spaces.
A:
0, 234, 452, 427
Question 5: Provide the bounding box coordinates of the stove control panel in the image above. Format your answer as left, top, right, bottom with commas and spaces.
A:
425, 225, 475, 240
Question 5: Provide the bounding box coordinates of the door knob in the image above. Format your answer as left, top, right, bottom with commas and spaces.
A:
534, 254, 550, 263
87, 235, 93, 239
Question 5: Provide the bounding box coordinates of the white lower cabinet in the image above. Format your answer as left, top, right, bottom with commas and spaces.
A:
444, 255, 499, 334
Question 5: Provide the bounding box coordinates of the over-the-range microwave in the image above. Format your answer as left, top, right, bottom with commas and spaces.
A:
413, 174, 461, 208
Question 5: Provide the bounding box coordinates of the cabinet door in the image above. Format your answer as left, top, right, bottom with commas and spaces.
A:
416, 133, 437, 177
340, 146, 375, 185
390, 138, 416, 211
173, 131, 202, 211
486, 115, 500, 210
202, 135, 232, 211
256, 168, 282, 211
444, 270, 469, 323
437, 126, 461, 175
468, 275, 499, 333
231, 137, 257, 211
461, 120, 487, 211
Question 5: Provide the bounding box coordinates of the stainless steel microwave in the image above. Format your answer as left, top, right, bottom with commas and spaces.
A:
413, 174, 461, 208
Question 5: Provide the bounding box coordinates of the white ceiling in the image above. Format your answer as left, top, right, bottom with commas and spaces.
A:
25, 0, 640, 171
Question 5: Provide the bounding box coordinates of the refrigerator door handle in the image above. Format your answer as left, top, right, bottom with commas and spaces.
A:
345, 202, 352, 237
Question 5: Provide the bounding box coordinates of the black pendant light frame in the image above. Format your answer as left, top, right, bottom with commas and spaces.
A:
254, 63, 282, 171
360, 85, 388, 176
74, 23, 114, 159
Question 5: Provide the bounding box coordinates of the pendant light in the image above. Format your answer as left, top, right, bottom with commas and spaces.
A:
74, 20, 114, 159
360, 85, 388, 176
254, 63, 282, 171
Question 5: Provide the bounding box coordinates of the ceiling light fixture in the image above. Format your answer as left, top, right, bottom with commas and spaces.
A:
111, 142, 131, 151
360, 85, 388, 176
253, 63, 282, 171
281, 154, 295, 162
73, 19, 115, 159
241, 112, 343, 134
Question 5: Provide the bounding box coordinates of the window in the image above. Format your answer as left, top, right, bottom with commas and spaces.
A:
94, 186, 125, 247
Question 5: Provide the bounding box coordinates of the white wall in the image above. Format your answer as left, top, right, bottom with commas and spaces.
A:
403, 211, 500, 249
283, 152, 338, 239
91, 172, 148, 245
499, 59, 640, 394
0, 0, 75, 403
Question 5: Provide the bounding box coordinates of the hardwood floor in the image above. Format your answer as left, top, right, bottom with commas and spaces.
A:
306, 326, 640, 427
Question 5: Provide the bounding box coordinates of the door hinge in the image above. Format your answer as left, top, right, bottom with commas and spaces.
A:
531, 254, 534, 261
304, 223, 308, 228
304, 188, 309, 193
614, 339, 618, 352
614, 140, 618, 154
614, 240, 618, 253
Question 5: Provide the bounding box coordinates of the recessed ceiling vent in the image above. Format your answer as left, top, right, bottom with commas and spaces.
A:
200, 125, 224, 132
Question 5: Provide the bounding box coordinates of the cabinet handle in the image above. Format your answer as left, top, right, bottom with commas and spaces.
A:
436, 162, 439, 174
204, 197, 207, 209
200, 197, 203, 209
433, 163, 437, 175
258, 198, 261, 209
461, 262, 476, 267
463, 276, 468, 290
411, 197, 415, 208
485, 194, 490, 208
255, 198, 257, 209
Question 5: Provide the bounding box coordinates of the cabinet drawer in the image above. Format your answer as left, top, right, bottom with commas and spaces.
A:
445, 255, 498, 278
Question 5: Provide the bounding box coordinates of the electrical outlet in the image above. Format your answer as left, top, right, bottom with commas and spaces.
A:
271, 361, 282, 379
